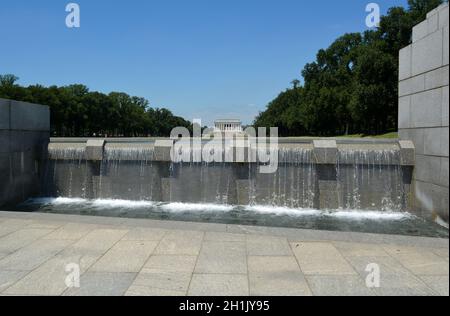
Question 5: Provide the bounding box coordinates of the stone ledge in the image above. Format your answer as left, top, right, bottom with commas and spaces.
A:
86, 139, 105, 161
399, 140, 416, 166
313, 140, 337, 164
154, 139, 174, 162
47, 139, 414, 166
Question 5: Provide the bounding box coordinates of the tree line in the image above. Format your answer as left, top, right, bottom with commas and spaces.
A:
254, 0, 444, 136
0, 74, 192, 137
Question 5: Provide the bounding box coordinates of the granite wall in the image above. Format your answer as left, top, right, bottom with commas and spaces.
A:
398, 3, 449, 222
0, 98, 50, 207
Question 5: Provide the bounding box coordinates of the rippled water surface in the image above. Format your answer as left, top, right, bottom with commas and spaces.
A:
13, 198, 449, 238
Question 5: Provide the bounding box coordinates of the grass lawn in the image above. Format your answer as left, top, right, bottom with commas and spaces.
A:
283, 132, 399, 139
335, 132, 398, 139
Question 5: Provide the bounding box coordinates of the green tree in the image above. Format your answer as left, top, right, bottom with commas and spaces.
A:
0, 76, 193, 137
254, 0, 444, 136
0, 74, 19, 86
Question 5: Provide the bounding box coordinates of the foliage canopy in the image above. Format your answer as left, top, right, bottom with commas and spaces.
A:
0, 75, 191, 137
254, 0, 444, 136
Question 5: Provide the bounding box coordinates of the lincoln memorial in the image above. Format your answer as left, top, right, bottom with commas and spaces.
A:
214, 119, 243, 133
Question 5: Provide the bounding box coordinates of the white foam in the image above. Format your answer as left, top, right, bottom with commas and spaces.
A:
91, 199, 156, 209
245, 205, 321, 216
245, 206, 410, 220
24, 198, 412, 221
159, 203, 234, 212
53, 197, 87, 205
329, 210, 411, 220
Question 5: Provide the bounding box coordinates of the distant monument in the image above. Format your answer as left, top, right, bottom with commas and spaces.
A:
214, 119, 243, 134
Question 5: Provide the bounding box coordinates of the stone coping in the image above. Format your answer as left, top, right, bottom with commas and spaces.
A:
50, 137, 400, 144
47, 138, 415, 165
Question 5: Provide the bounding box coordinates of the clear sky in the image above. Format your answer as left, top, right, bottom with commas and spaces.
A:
0, 0, 408, 126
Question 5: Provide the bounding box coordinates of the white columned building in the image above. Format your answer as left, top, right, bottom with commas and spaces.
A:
214, 119, 243, 133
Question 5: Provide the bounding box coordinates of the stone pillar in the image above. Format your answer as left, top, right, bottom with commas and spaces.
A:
399, 140, 416, 209
154, 139, 174, 161
85, 139, 105, 199
313, 140, 339, 210
86, 139, 105, 161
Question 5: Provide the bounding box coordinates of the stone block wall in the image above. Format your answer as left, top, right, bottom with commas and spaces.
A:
399, 3, 449, 222
0, 98, 50, 207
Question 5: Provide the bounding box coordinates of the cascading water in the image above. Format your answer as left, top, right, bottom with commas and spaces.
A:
336, 147, 406, 211
97, 146, 157, 201
44, 145, 159, 201
250, 147, 316, 209
43, 146, 87, 198
167, 143, 236, 205
43, 143, 407, 212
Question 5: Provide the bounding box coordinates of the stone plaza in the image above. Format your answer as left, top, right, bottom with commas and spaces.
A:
0, 211, 448, 296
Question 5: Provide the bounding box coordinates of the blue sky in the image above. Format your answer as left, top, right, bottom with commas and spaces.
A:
0, 0, 408, 125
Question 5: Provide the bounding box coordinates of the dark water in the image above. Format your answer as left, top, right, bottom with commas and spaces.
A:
13, 198, 449, 238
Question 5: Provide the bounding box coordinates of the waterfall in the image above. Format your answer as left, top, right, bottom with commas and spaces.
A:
48, 147, 85, 161
44, 146, 88, 198
42, 142, 409, 213
98, 146, 156, 201
251, 147, 316, 208
336, 148, 406, 212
